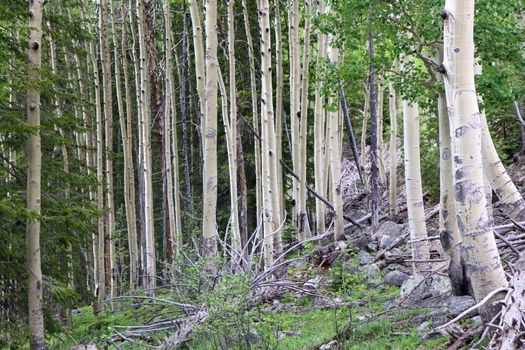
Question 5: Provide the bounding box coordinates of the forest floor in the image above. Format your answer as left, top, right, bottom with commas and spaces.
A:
48, 254, 451, 350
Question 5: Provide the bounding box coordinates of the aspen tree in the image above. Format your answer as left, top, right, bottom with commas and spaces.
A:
26, 0, 46, 346
111, 0, 136, 280
99, 0, 116, 301
360, 89, 369, 189
436, 47, 465, 295
136, 0, 157, 289
164, 0, 182, 260
442, 0, 507, 316
369, 23, 379, 230
189, 0, 207, 147
85, 2, 106, 313
288, 0, 301, 222
227, 0, 242, 254
274, 0, 284, 224
202, 0, 219, 259
297, 0, 312, 240
242, 0, 262, 226
314, 0, 327, 234
120, 0, 139, 289
388, 79, 398, 215
376, 78, 387, 185
401, 69, 430, 273
326, 29, 344, 240
260, 0, 281, 267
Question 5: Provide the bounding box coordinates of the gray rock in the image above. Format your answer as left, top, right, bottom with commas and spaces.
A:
373, 221, 404, 241
380, 235, 396, 249
384, 270, 410, 286
320, 340, 338, 350
400, 274, 451, 302
358, 250, 373, 265
443, 295, 476, 317
277, 331, 301, 340
304, 276, 322, 290
362, 263, 381, 283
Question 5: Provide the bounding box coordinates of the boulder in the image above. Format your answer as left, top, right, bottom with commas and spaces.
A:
380, 235, 396, 249
358, 250, 373, 265
362, 263, 382, 284
384, 270, 410, 286
373, 221, 404, 241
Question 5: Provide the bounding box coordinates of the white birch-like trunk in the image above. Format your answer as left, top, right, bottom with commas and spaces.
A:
443, 0, 507, 315
26, 1, 45, 347
314, 0, 327, 234
202, 0, 219, 260
402, 85, 430, 273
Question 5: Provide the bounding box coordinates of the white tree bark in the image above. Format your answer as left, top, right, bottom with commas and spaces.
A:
443, 0, 507, 315
388, 79, 398, 215
26, 0, 45, 347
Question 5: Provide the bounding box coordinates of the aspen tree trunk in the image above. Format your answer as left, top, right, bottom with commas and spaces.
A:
369, 25, 379, 231
121, 0, 139, 289
326, 32, 344, 240
242, 0, 262, 227
388, 79, 398, 215
164, 0, 181, 261
202, 0, 219, 260
376, 78, 387, 186
260, 0, 281, 267
26, 1, 45, 347
274, 0, 284, 225
227, 0, 242, 254
360, 89, 369, 189
442, 0, 507, 317
436, 47, 466, 295
480, 112, 525, 221
288, 0, 301, 221
237, 127, 249, 247
189, 0, 207, 148
297, 0, 312, 240
99, 0, 116, 300
87, 7, 106, 313
402, 88, 430, 273
314, 0, 327, 234
136, 0, 157, 289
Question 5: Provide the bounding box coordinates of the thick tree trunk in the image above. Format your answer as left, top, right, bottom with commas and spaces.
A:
443, 0, 507, 318
26, 1, 46, 347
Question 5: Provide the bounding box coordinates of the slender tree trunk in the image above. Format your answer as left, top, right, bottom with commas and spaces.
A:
326, 28, 344, 240
369, 22, 379, 231
274, 0, 284, 225
99, 0, 116, 301
136, 0, 156, 289
402, 80, 430, 274
176, 11, 194, 213
243, 0, 262, 228
388, 79, 398, 215
226, 0, 242, 254
202, 0, 219, 261
360, 88, 369, 189
121, 0, 139, 290
443, 0, 507, 318
189, 0, 207, 148
297, 0, 312, 240
164, 0, 182, 261
26, 1, 46, 347
313, 0, 327, 234
376, 77, 387, 186
260, 0, 281, 267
